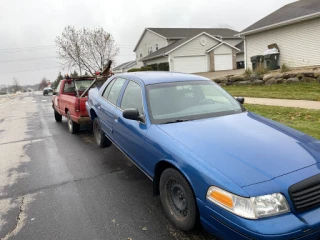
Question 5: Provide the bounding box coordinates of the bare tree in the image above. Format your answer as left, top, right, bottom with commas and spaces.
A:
38, 77, 48, 90
55, 26, 119, 75
12, 77, 20, 92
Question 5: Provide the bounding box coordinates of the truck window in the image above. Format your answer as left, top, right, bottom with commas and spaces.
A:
121, 81, 144, 114
107, 78, 126, 105
64, 81, 75, 93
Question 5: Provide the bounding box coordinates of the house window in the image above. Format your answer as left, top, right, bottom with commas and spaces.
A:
150, 46, 153, 54
140, 53, 142, 58
156, 44, 158, 50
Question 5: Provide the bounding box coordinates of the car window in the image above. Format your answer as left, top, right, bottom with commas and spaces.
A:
121, 81, 143, 114
63, 81, 75, 93
107, 78, 126, 105
102, 79, 115, 99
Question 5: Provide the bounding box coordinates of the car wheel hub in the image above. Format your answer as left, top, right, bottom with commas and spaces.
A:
168, 180, 188, 217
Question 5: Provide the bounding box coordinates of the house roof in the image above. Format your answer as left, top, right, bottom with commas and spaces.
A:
141, 32, 224, 62
134, 28, 240, 51
113, 61, 136, 71
235, 41, 244, 53
206, 42, 241, 53
239, 0, 320, 36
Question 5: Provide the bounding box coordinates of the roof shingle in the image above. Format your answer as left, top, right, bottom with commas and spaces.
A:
240, 0, 320, 35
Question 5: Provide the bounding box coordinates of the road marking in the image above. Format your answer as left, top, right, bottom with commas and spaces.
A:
42, 100, 47, 102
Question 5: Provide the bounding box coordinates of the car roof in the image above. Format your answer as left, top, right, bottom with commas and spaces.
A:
115, 72, 210, 85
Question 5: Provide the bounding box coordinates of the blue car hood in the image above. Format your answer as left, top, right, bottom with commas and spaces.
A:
157, 112, 320, 187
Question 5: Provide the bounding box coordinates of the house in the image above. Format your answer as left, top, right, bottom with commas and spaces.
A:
238, 0, 320, 69
133, 28, 244, 73
113, 60, 137, 73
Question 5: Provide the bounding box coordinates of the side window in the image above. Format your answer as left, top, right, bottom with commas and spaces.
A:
107, 78, 126, 105
121, 81, 143, 114
102, 79, 114, 99
55, 81, 62, 94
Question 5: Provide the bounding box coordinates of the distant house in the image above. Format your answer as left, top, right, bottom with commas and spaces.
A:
113, 61, 137, 73
132, 28, 244, 73
238, 0, 320, 69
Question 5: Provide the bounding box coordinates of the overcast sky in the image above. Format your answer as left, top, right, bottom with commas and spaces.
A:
0, 0, 296, 86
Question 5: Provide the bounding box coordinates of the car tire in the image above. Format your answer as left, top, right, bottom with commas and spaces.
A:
67, 112, 80, 134
160, 168, 198, 231
93, 117, 112, 148
54, 109, 62, 122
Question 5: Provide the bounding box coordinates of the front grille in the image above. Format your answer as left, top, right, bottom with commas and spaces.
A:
289, 174, 320, 212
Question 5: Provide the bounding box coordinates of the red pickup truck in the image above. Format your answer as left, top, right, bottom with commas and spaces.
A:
52, 77, 96, 134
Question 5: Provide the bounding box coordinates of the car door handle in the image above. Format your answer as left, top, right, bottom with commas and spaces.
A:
114, 114, 118, 122
97, 103, 101, 109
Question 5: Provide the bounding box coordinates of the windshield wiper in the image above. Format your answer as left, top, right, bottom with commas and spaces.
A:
163, 119, 191, 124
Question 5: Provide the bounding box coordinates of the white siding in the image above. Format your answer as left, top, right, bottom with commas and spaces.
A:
135, 30, 167, 63
223, 39, 243, 46
245, 18, 320, 68
170, 34, 219, 72
168, 39, 179, 45
144, 57, 168, 65
214, 44, 232, 55
236, 53, 244, 62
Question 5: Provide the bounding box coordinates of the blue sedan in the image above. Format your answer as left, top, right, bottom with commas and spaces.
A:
86, 72, 320, 239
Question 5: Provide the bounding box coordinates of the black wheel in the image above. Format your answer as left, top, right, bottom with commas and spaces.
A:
67, 112, 80, 134
160, 168, 198, 231
93, 118, 112, 148
54, 109, 62, 122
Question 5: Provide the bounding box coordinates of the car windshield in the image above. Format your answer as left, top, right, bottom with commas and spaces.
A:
146, 81, 244, 124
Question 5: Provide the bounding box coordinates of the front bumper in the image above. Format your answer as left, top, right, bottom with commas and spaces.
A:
198, 199, 320, 239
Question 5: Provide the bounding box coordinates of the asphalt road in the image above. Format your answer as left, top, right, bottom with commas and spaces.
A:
0, 92, 215, 240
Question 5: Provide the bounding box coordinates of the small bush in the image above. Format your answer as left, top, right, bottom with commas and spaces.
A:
128, 68, 141, 72
244, 68, 252, 76
140, 66, 153, 71
148, 64, 158, 71
254, 64, 269, 76
280, 63, 291, 73
158, 62, 169, 71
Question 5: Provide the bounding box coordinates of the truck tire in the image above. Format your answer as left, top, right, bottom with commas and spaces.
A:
93, 118, 112, 148
67, 112, 80, 134
54, 109, 62, 122
160, 168, 198, 231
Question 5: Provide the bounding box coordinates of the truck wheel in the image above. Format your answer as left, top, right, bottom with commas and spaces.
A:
54, 110, 62, 122
93, 118, 112, 148
67, 112, 80, 134
160, 168, 198, 231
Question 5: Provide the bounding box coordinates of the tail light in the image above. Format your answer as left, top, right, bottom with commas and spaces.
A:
75, 98, 80, 113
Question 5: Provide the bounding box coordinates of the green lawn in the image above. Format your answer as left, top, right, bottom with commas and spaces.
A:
223, 82, 320, 101
245, 104, 320, 140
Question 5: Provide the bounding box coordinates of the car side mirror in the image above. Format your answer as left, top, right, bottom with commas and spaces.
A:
236, 97, 245, 105
123, 108, 144, 122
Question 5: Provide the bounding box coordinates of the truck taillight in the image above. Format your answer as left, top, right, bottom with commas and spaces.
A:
75, 98, 80, 112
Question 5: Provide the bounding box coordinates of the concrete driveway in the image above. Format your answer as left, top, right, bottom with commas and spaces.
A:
195, 69, 245, 79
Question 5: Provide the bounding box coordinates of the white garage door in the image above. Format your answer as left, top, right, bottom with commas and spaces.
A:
214, 54, 233, 71
173, 56, 207, 73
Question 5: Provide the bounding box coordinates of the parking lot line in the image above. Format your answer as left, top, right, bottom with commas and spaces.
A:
42, 100, 47, 102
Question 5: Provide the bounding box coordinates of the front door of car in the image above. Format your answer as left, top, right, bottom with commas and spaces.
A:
113, 80, 149, 168
98, 78, 127, 139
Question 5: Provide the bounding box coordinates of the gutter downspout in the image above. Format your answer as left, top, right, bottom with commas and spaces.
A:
244, 36, 247, 69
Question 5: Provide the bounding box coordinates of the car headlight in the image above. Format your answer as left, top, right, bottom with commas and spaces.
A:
206, 186, 290, 219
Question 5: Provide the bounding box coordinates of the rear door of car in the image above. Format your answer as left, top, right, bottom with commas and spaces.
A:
99, 77, 127, 139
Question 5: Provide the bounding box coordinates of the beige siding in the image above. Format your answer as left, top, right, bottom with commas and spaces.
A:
236, 53, 244, 62
245, 18, 320, 69
214, 44, 232, 55
135, 30, 167, 62
144, 57, 168, 65
223, 39, 243, 46
170, 34, 220, 58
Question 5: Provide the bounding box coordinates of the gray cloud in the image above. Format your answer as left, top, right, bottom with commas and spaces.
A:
0, 0, 295, 85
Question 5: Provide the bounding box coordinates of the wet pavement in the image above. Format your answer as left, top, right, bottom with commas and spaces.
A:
0, 92, 215, 240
